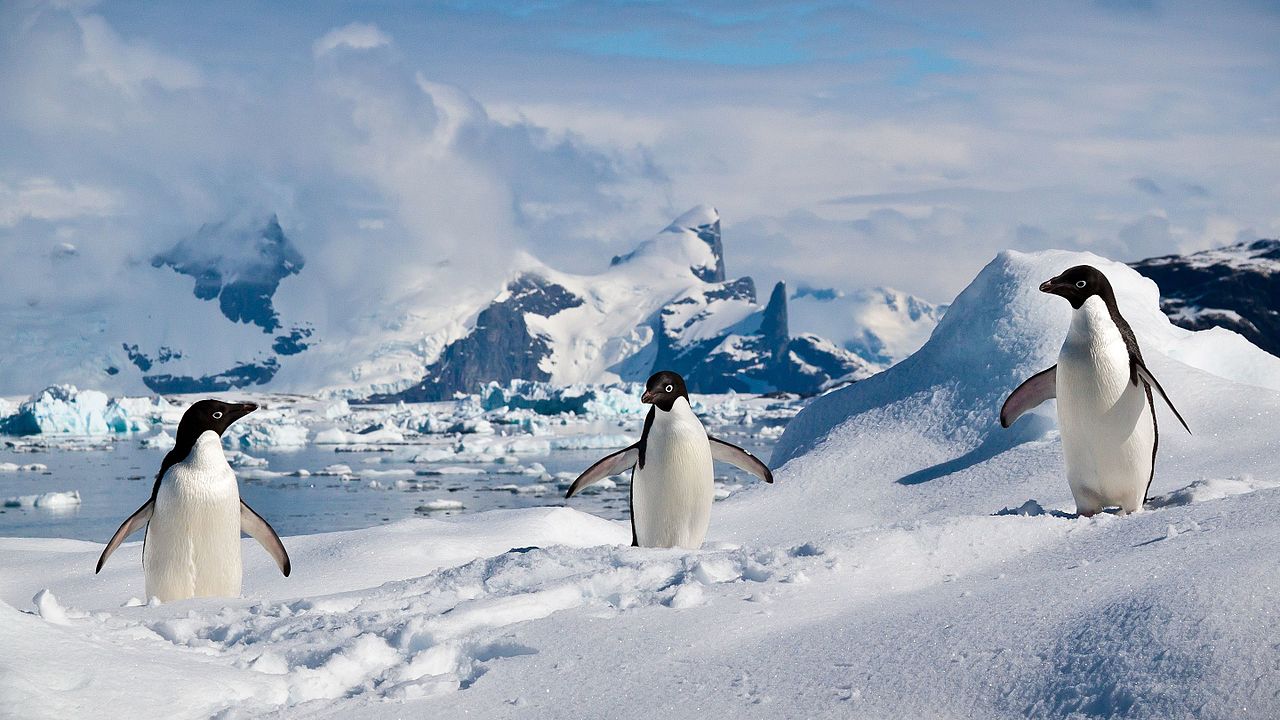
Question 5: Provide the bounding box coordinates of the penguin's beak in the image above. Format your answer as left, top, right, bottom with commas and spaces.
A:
230, 402, 258, 422
640, 390, 656, 404
1039, 277, 1066, 296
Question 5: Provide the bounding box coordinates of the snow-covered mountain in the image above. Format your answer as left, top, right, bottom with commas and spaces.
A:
789, 285, 947, 368
377, 206, 876, 400
1131, 238, 1280, 358
0, 205, 946, 398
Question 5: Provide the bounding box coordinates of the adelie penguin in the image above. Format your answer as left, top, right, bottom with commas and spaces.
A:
565, 371, 774, 548
1001, 265, 1191, 516
96, 400, 291, 601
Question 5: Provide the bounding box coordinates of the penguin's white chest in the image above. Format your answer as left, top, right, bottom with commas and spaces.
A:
1055, 297, 1155, 514
144, 431, 244, 601
631, 399, 715, 549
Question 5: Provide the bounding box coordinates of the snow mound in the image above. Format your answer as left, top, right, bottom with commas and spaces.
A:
776, 249, 1280, 470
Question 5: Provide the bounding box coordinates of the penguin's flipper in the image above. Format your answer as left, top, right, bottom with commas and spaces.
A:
1000, 365, 1057, 428
565, 446, 639, 499
708, 437, 773, 483
1133, 360, 1191, 434
96, 500, 153, 573
240, 501, 291, 576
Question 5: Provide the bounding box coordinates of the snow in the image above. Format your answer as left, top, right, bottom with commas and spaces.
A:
3, 248, 1280, 718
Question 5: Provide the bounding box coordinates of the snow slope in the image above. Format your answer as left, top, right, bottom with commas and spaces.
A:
4, 249, 1279, 719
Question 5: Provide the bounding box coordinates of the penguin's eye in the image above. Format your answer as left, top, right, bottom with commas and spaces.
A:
212, 411, 223, 419
664, 384, 674, 393
1075, 280, 1087, 289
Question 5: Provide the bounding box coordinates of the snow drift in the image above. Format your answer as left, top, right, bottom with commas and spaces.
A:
4, 249, 1280, 719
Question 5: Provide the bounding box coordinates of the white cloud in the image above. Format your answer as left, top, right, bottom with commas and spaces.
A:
75, 14, 201, 92
313, 22, 391, 58
0, 178, 117, 227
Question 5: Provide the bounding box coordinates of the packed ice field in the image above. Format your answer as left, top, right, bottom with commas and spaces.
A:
3, 249, 1280, 719
0, 383, 789, 542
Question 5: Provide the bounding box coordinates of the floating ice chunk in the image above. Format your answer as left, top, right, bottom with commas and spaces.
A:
492, 484, 551, 495
755, 424, 785, 439
411, 448, 456, 464
312, 428, 348, 445
314, 425, 405, 445
226, 450, 269, 468
415, 466, 485, 476
140, 430, 176, 449
416, 499, 464, 512
448, 419, 493, 435
317, 464, 355, 476
504, 436, 552, 456
574, 477, 616, 494
224, 419, 308, 450
4, 490, 81, 508
105, 396, 167, 433
0, 462, 47, 472
551, 434, 635, 450
322, 399, 351, 420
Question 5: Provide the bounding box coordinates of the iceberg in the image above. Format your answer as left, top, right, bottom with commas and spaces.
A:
224, 419, 308, 450
480, 380, 645, 418
0, 386, 165, 436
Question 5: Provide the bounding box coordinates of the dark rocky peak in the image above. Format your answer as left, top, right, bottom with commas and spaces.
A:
758, 281, 789, 363
153, 214, 304, 333
502, 274, 584, 317
1131, 238, 1280, 357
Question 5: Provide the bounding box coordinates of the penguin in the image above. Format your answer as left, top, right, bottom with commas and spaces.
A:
96, 399, 290, 601
1001, 265, 1190, 516
565, 371, 773, 548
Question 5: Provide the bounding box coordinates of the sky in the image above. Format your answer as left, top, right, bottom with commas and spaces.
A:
1, 0, 1278, 308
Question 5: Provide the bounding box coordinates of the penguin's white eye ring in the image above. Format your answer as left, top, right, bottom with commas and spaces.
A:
665, 384, 674, 393
1075, 280, 1087, 288
212, 411, 223, 419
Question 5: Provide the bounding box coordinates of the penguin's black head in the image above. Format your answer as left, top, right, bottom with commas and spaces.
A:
1039, 265, 1115, 309
641, 371, 688, 412
178, 399, 258, 437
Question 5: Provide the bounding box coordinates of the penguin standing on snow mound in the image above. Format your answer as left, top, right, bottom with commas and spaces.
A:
1001, 265, 1191, 516
566, 371, 773, 549
96, 400, 290, 602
